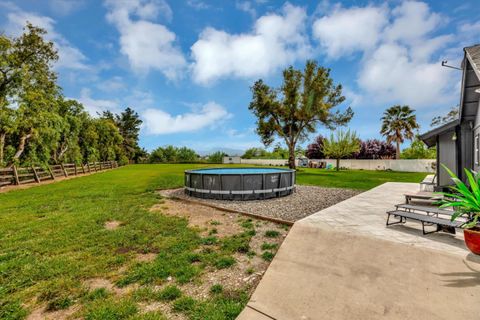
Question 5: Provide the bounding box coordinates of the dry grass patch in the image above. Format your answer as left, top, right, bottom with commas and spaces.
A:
104, 220, 122, 230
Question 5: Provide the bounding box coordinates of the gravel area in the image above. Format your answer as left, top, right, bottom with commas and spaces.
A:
159, 185, 361, 222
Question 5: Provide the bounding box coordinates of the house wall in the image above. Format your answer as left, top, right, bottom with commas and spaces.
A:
472, 100, 480, 172
438, 131, 457, 186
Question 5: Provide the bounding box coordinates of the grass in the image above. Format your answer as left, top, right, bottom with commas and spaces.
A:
296, 167, 427, 190
0, 163, 426, 319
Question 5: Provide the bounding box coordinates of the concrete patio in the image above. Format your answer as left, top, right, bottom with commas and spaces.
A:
238, 182, 480, 320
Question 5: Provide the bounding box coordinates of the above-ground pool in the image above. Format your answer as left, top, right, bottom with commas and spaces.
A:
185, 167, 296, 200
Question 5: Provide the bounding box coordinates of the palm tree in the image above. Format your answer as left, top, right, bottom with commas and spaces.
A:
380, 105, 419, 159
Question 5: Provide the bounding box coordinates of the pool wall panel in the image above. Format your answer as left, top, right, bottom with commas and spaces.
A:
184, 168, 295, 200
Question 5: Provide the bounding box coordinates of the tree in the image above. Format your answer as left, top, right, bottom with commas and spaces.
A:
431, 106, 459, 127
380, 105, 419, 160
115, 107, 143, 161
249, 60, 353, 169
0, 104, 15, 166
0, 24, 58, 107
177, 147, 198, 162
400, 136, 436, 159
207, 151, 226, 163
354, 139, 396, 159
306, 135, 325, 159
322, 129, 360, 171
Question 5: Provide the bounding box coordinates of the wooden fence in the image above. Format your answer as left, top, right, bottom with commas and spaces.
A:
0, 161, 118, 188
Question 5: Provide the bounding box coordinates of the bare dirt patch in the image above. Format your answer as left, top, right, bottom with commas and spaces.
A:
83, 277, 134, 296
27, 304, 80, 320
104, 220, 121, 230
135, 253, 157, 263
149, 199, 289, 302
160, 185, 361, 222
150, 199, 244, 237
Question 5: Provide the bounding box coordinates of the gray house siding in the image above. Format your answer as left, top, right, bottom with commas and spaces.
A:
420, 45, 480, 188
438, 131, 457, 186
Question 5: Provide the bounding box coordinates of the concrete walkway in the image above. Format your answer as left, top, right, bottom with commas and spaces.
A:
238, 183, 480, 320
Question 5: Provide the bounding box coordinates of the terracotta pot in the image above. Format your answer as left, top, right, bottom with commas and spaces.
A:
464, 227, 480, 255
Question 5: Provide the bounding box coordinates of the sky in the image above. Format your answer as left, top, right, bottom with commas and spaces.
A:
1, 0, 479, 155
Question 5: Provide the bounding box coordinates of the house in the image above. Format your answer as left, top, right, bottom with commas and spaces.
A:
420, 44, 480, 189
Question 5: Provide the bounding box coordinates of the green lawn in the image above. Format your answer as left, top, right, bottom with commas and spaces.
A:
296, 167, 427, 190
0, 164, 426, 319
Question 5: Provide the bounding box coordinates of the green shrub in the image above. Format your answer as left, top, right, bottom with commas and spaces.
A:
261, 243, 278, 251
84, 298, 138, 320
245, 267, 255, 275
0, 301, 28, 320
265, 230, 280, 238
46, 296, 73, 311
261, 251, 275, 262
201, 236, 218, 245
158, 285, 182, 301
209, 284, 223, 295
221, 234, 250, 253
128, 311, 167, 320
132, 287, 156, 302
172, 296, 196, 313
83, 288, 110, 302
214, 256, 236, 269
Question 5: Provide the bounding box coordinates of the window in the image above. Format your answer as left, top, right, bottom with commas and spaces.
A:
475, 134, 479, 165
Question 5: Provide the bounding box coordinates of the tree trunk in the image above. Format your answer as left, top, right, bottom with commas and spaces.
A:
0, 133, 5, 166
396, 140, 400, 160
12, 131, 33, 162
288, 144, 296, 169
336, 158, 340, 171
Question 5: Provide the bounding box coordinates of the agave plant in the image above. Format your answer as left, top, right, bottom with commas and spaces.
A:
437, 164, 479, 228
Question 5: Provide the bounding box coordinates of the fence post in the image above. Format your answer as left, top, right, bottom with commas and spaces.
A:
94, 162, 98, 172
81, 163, 86, 174
74, 164, 78, 175
99, 162, 103, 171
12, 165, 20, 185
48, 165, 55, 180
31, 166, 40, 183
60, 163, 68, 177
87, 163, 91, 173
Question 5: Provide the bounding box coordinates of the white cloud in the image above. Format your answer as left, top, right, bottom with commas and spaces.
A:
77, 88, 119, 116
48, 0, 85, 16
98, 76, 126, 92
312, 5, 387, 58
142, 102, 231, 134
236, 1, 256, 18
312, 1, 457, 108
187, 0, 210, 10
190, 3, 311, 85
383, 1, 442, 45
3, 6, 89, 70
105, 0, 186, 80
358, 43, 454, 107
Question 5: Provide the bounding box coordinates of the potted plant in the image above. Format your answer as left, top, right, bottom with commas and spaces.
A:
438, 165, 480, 254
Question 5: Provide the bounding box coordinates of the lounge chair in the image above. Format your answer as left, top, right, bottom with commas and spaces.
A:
386, 203, 466, 235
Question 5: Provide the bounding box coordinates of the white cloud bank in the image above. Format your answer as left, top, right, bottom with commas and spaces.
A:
105, 0, 186, 80
142, 102, 231, 134
2, 2, 89, 70
191, 3, 311, 85
313, 1, 457, 108
76, 88, 119, 116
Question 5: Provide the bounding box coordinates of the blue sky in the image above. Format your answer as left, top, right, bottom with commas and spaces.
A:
1, 0, 479, 154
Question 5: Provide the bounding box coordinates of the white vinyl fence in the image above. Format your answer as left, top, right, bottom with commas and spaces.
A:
223, 157, 434, 173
